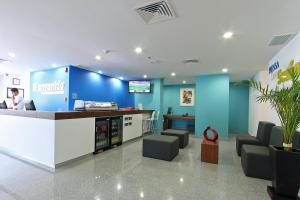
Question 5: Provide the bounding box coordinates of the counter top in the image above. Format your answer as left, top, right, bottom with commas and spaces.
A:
0, 109, 153, 120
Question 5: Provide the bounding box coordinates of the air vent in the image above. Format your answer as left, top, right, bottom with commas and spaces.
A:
136, 0, 177, 24
182, 59, 199, 64
0, 59, 9, 64
269, 34, 296, 46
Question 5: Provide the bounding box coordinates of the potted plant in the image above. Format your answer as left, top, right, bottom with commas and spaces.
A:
250, 60, 300, 199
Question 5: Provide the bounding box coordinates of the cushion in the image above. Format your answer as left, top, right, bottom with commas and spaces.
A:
241, 145, 272, 180
143, 134, 179, 161
236, 135, 262, 156
161, 129, 189, 148
256, 121, 275, 146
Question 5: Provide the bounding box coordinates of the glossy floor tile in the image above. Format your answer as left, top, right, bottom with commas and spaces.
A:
0, 135, 271, 200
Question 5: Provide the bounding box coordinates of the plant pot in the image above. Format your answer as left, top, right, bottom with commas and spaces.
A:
270, 145, 300, 198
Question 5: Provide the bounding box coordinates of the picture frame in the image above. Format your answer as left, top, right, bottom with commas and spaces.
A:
12, 78, 20, 85
180, 88, 195, 106
7, 88, 24, 99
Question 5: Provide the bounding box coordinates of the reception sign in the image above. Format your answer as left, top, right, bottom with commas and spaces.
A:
30, 67, 69, 111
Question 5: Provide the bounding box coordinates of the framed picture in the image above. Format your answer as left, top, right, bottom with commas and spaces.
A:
180, 88, 195, 106
12, 78, 20, 85
7, 88, 24, 99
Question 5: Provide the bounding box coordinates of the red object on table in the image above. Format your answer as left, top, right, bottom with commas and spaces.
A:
203, 127, 218, 142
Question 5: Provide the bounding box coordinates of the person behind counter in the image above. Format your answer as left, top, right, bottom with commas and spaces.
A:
10, 88, 24, 110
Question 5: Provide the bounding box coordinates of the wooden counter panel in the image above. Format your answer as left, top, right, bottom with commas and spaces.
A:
0, 110, 153, 120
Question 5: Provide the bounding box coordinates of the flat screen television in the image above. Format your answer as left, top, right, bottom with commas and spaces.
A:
128, 81, 151, 93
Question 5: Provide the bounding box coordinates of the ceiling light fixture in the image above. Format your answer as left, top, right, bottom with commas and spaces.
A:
98, 70, 103, 74
95, 55, 101, 60
135, 47, 143, 54
143, 75, 147, 78
182, 80, 186, 84
8, 52, 16, 58
119, 76, 124, 80
117, 184, 122, 190
223, 32, 233, 39
171, 72, 176, 76
222, 68, 228, 73
140, 192, 144, 198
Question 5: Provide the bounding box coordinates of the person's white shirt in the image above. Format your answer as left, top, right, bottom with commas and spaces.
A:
12, 95, 25, 110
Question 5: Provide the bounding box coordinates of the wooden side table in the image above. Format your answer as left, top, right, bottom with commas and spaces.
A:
201, 140, 219, 164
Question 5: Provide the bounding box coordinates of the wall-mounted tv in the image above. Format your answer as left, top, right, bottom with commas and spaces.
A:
129, 81, 151, 93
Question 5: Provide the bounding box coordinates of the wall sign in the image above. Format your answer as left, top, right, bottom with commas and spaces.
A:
180, 88, 195, 106
32, 81, 65, 95
269, 61, 280, 74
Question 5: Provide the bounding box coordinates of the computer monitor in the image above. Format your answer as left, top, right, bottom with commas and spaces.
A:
0, 100, 8, 109
25, 100, 36, 111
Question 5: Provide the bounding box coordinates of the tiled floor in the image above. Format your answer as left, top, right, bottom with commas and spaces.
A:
0, 135, 270, 200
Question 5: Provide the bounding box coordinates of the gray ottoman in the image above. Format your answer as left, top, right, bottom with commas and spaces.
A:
161, 129, 189, 148
143, 134, 179, 161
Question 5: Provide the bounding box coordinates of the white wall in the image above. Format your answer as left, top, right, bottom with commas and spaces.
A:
249, 32, 300, 134
0, 72, 30, 103
248, 71, 271, 136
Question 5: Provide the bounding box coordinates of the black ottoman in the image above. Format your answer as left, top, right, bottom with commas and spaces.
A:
161, 129, 189, 148
143, 134, 179, 161
241, 145, 272, 180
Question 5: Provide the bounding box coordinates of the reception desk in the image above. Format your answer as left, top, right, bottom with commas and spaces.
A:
0, 110, 152, 170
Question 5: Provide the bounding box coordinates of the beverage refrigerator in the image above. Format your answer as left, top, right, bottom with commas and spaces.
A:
94, 116, 123, 153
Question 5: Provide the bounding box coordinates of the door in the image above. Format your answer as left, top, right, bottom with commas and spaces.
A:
95, 118, 110, 151
110, 117, 123, 146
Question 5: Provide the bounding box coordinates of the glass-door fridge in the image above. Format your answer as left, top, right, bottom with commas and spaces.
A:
95, 118, 110, 153
110, 116, 123, 147
94, 116, 123, 153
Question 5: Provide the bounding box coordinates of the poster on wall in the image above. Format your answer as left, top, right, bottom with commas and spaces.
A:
180, 88, 194, 106
7, 88, 24, 98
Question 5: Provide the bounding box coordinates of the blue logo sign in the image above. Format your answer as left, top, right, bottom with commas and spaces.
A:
269, 61, 279, 74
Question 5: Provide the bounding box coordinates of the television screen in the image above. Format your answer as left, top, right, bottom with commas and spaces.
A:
129, 81, 151, 93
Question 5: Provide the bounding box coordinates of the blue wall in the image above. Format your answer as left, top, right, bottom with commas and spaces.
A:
229, 83, 249, 134
195, 74, 229, 138
30, 67, 69, 111
135, 79, 164, 131
30, 66, 134, 111
163, 84, 195, 129
68, 66, 134, 110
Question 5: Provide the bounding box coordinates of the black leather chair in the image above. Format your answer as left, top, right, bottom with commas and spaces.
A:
236, 121, 275, 156
241, 126, 300, 180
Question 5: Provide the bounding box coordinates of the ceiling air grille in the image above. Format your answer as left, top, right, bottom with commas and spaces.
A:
269, 34, 296, 46
136, 0, 177, 24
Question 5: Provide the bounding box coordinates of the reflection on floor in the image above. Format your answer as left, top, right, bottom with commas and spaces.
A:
0, 135, 270, 200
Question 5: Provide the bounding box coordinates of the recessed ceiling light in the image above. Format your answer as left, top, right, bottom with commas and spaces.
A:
222, 68, 228, 73
143, 74, 147, 78
171, 72, 176, 76
223, 32, 233, 39
140, 192, 144, 198
98, 70, 103, 74
52, 63, 58, 68
135, 47, 143, 54
117, 184, 122, 190
119, 76, 124, 80
182, 80, 186, 84
8, 52, 16, 58
95, 55, 101, 60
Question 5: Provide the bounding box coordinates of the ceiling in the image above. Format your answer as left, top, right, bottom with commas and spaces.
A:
0, 0, 299, 84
